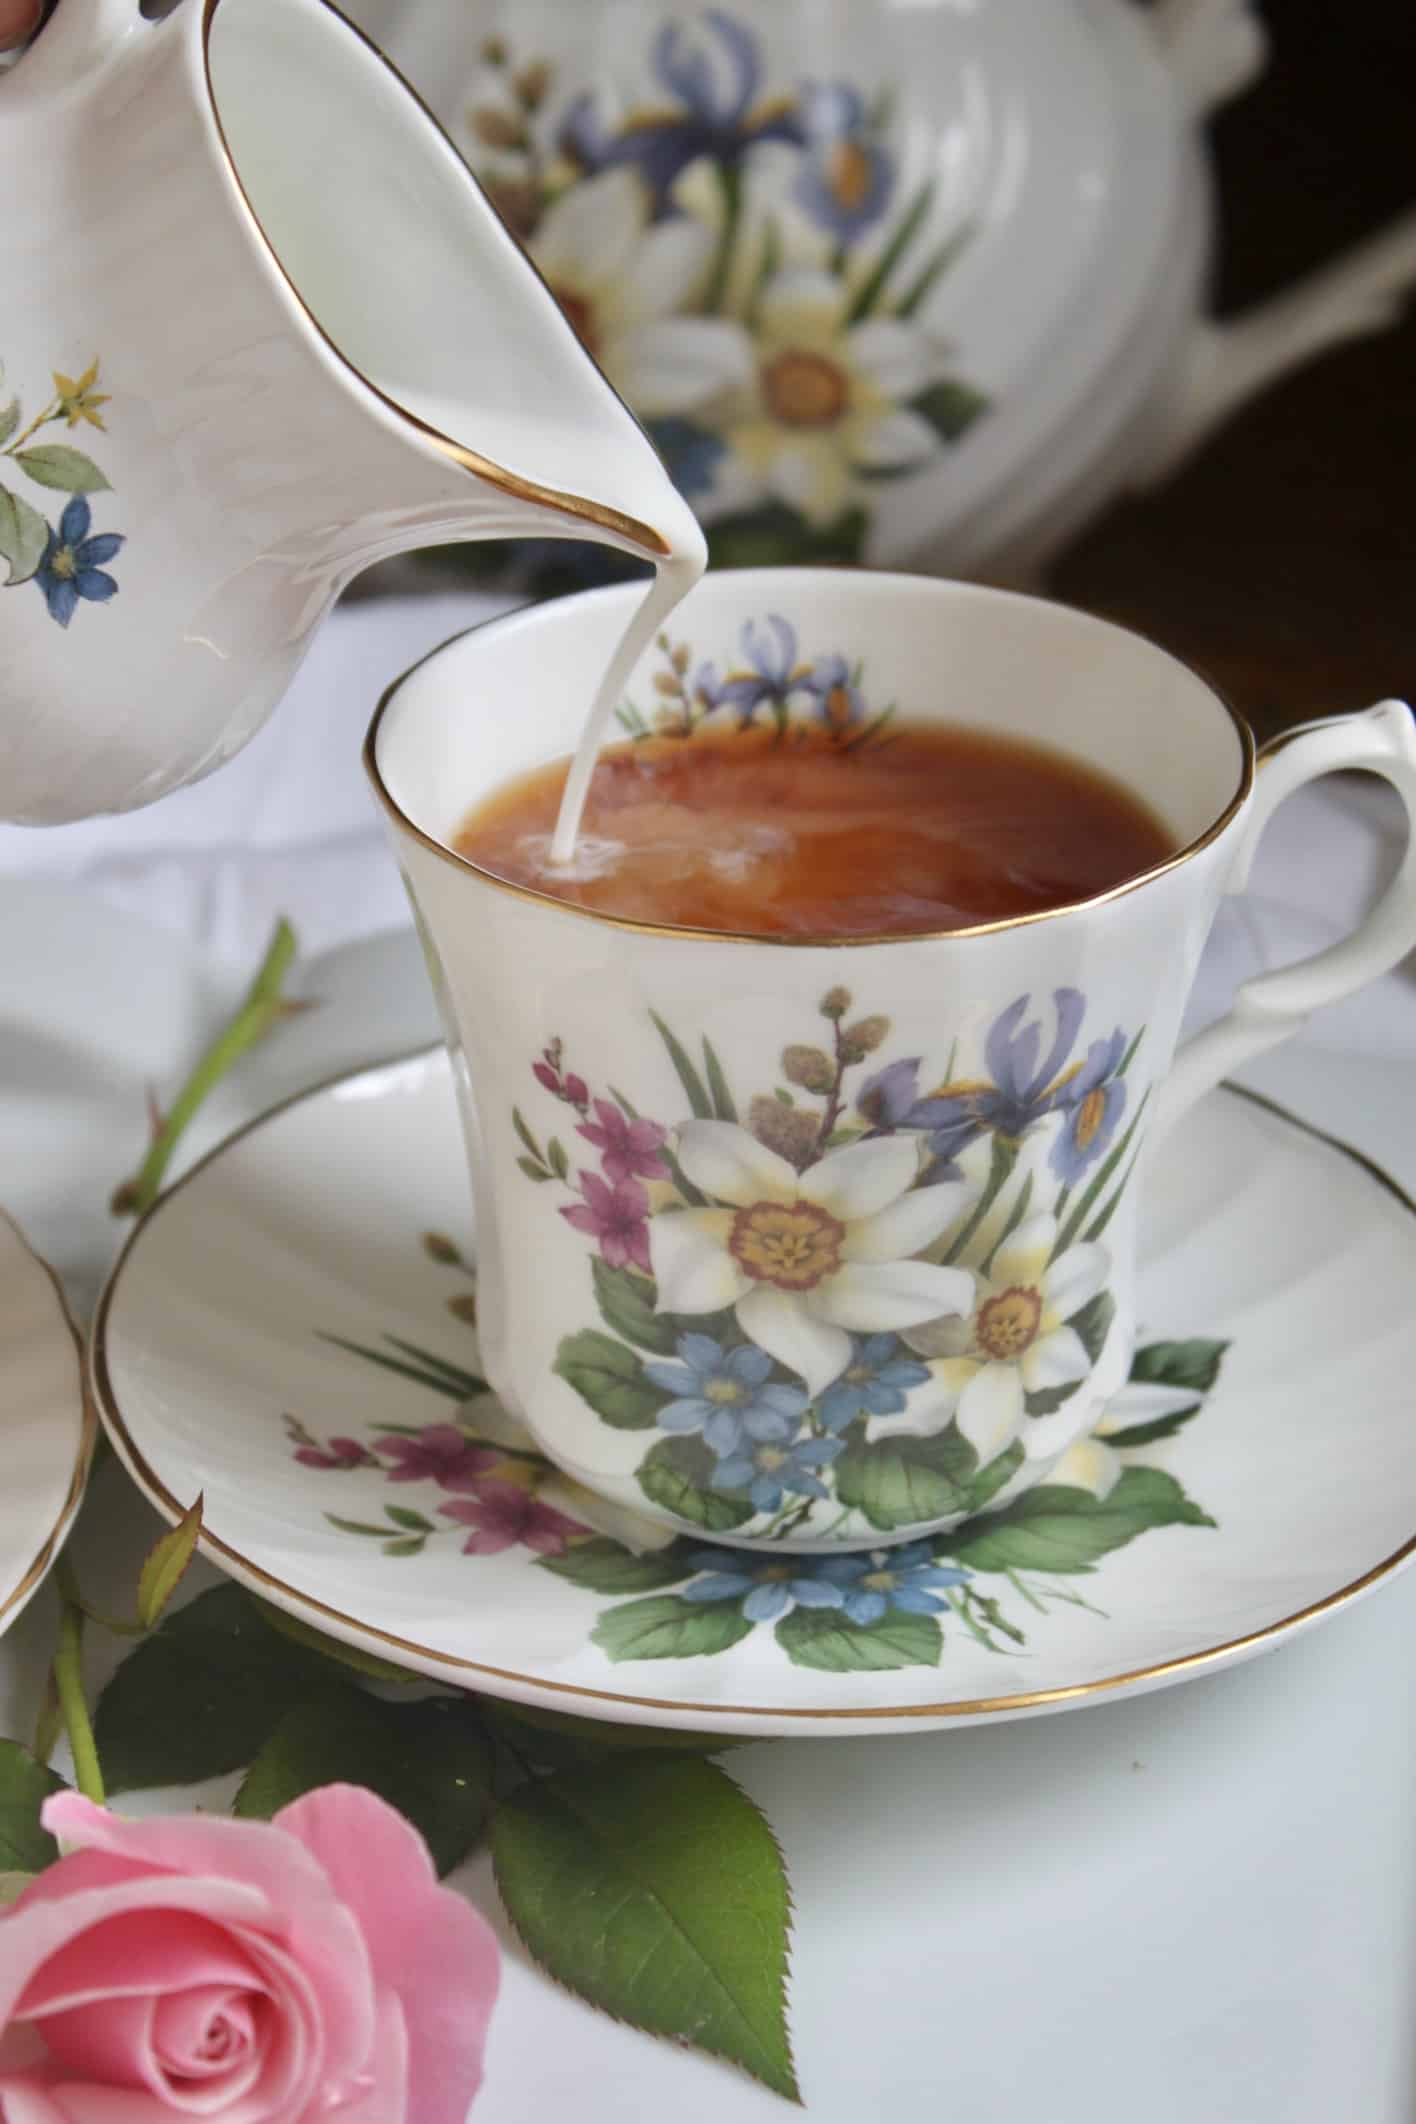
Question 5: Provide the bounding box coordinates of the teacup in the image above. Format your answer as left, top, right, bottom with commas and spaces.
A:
367, 570, 1416, 1551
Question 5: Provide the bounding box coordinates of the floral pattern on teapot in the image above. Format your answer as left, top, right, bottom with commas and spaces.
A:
468, 11, 990, 566
0, 358, 125, 628
512, 979, 1152, 1546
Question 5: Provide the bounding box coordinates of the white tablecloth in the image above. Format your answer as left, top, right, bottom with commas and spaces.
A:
1, 594, 1412, 2124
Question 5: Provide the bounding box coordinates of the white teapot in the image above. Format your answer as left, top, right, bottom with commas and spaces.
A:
343, 0, 1416, 583
0, 0, 701, 823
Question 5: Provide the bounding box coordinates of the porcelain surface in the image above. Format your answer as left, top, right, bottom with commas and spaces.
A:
0, 1212, 95, 1634
92, 1049, 1416, 1737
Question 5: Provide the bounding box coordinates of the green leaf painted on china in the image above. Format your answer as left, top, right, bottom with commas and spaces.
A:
234, 1689, 492, 1876
834, 1422, 976, 1533
13, 444, 110, 493
1101, 1405, 1203, 1450
1129, 1338, 1230, 1397
591, 1594, 754, 1664
484, 1699, 745, 1764
591, 1260, 678, 1355
961, 1439, 1025, 1515
707, 500, 868, 570
909, 378, 990, 444
650, 1011, 712, 1120
775, 1606, 942, 1673
553, 1329, 669, 1430
940, 1466, 1215, 1576
0, 1741, 65, 1872
0, 399, 18, 448
94, 1584, 346, 1792
536, 1534, 696, 1595
701, 1037, 738, 1123
0, 484, 48, 586
636, 1435, 754, 1530
135, 1496, 204, 1629
491, 1756, 798, 2103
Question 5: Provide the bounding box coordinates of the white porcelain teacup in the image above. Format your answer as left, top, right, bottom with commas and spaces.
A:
368, 570, 1416, 1551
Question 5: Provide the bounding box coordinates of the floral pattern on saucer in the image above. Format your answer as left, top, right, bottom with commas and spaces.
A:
466, 11, 989, 564
507, 984, 1154, 1543
292, 1236, 1224, 1675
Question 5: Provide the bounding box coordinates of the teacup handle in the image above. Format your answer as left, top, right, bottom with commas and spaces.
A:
1154, 698, 1416, 1137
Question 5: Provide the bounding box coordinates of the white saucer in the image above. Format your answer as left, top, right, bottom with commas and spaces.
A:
0, 1210, 95, 1633
91, 1049, 1416, 1738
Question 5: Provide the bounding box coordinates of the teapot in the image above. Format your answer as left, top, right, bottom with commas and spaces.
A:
0, 0, 703, 823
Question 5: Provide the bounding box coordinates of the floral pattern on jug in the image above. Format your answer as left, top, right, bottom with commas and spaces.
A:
0, 358, 124, 627
290, 1230, 1224, 1674
467, 11, 989, 565
504, 980, 1155, 1545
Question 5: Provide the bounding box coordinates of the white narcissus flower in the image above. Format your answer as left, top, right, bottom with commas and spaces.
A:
1049, 1374, 1209, 1501
705, 267, 954, 525
528, 167, 750, 415
649, 1121, 973, 1399
903, 1214, 1111, 1466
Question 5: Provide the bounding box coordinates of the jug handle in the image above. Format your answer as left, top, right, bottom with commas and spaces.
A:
9, 0, 144, 84
1150, 0, 1268, 118
1131, 207, 1416, 490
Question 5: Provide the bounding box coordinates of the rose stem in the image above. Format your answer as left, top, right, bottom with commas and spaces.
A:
53, 1554, 105, 1804
112, 917, 300, 1216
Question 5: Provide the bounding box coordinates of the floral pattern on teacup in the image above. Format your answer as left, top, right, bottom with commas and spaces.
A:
510, 978, 1155, 1545
467, 12, 989, 564
0, 357, 125, 627
290, 1236, 1225, 1675
618, 613, 890, 744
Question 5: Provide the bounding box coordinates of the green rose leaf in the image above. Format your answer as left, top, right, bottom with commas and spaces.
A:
834, 1423, 977, 1533
0, 484, 49, 587
135, 1495, 204, 1629
252, 1598, 420, 1685
553, 1330, 669, 1430
0, 1741, 65, 1872
592, 1593, 754, 1663
484, 1699, 745, 1766
909, 379, 990, 444
776, 1606, 942, 1673
941, 1466, 1215, 1575
1130, 1338, 1230, 1396
536, 1534, 696, 1594
492, 1755, 798, 2103
235, 1688, 492, 1876
637, 1435, 753, 1530
13, 445, 111, 494
961, 1439, 1025, 1515
591, 1261, 678, 1355
94, 1584, 347, 1792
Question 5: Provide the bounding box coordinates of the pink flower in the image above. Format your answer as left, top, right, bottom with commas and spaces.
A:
0, 1787, 499, 2124
440, 1480, 588, 1557
563, 1073, 589, 1109
374, 1425, 499, 1492
531, 1060, 559, 1096
293, 1437, 369, 1472
560, 1171, 652, 1274
576, 1099, 668, 1184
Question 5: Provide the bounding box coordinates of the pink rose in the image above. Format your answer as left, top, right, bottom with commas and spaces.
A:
0, 1785, 499, 2123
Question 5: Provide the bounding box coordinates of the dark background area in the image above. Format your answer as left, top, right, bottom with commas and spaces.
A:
1055, 0, 1416, 739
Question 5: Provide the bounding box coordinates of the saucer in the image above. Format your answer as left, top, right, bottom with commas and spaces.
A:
0, 1210, 96, 1633
91, 1050, 1416, 1738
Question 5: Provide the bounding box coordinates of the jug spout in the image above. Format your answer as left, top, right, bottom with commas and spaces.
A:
204, 0, 705, 584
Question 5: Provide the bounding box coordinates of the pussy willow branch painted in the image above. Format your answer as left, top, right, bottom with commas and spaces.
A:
517, 979, 1153, 1546
467, 11, 989, 564
0, 358, 124, 627
292, 1230, 1224, 1677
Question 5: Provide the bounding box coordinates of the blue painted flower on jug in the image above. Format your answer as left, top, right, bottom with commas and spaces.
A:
509, 975, 1155, 1545
0, 357, 126, 628
467, 13, 990, 563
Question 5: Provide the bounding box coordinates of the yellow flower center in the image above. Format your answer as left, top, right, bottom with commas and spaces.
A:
729, 1199, 845, 1291
758, 1562, 793, 1580
844, 1362, 872, 1385
1073, 1086, 1108, 1149
819, 683, 854, 733
976, 1285, 1043, 1362
705, 1377, 745, 1406
860, 1567, 897, 1591
50, 547, 77, 580
762, 349, 850, 429
827, 140, 872, 213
